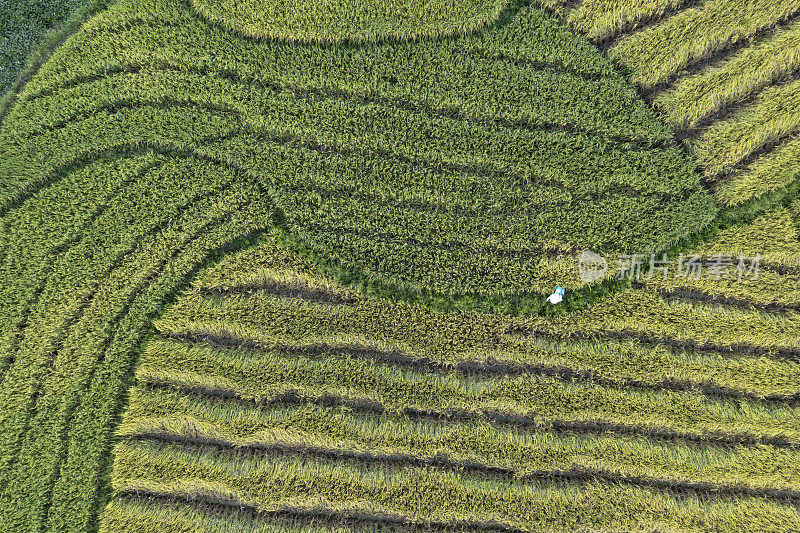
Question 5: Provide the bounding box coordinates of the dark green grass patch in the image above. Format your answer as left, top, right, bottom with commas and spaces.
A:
0, 0, 89, 93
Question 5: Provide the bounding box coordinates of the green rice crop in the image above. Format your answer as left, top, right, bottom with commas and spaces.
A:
0, 0, 714, 300
0, 0, 91, 94
0, 153, 273, 531
191, 0, 508, 43
2, 0, 795, 530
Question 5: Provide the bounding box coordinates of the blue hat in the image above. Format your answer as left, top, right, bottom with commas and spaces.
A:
554, 286, 565, 296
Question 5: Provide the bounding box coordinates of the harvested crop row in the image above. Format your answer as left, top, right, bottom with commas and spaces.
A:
161, 327, 800, 406
119, 385, 800, 492
107, 438, 800, 531
716, 134, 800, 206
126, 431, 800, 508
607, 0, 800, 89
132, 338, 800, 444
695, 78, 800, 179
654, 19, 800, 130
555, 0, 800, 208
642, 203, 800, 306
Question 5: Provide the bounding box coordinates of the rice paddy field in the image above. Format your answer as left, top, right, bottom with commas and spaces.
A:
1, 0, 799, 531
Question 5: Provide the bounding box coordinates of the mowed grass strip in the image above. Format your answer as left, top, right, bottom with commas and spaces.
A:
107, 438, 800, 532
607, 0, 800, 89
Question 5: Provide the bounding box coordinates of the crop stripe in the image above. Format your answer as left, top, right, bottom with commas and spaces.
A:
116, 489, 527, 533
139, 381, 800, 451
640, 6, 800, 98
655, 287, 800, 314
19, 61, 667, 151
596, 0, 708, 50
161, 330, 800, 406
508, 326, 800, 363
128, 431, 800, 505
41, 211, 255, 531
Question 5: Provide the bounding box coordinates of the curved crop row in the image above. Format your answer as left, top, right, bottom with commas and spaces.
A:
191, 0, 509, 43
